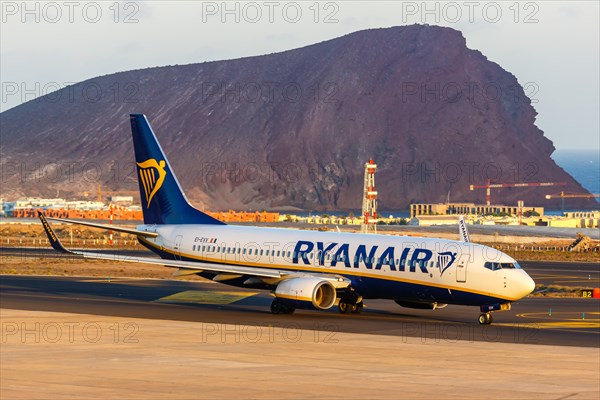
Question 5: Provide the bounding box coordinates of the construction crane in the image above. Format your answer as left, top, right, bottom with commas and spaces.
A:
545, 192, 600, 210
469, 179, 567, 206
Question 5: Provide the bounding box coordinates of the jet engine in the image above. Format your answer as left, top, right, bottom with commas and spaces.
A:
274, 277, 337, 310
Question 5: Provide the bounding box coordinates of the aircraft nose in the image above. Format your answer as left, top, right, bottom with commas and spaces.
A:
517, 271, 536, 298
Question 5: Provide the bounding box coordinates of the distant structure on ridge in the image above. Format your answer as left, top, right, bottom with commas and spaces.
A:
361, 159, 378, 234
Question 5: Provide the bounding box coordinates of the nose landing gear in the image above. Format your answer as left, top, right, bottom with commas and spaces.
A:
478, 312, 493, 325
478, 303, 511, 325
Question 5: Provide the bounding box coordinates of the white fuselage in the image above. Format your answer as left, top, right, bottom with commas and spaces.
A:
137, 224, 535, 306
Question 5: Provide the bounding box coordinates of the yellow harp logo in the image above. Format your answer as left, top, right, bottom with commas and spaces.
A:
137, 158, 167, 207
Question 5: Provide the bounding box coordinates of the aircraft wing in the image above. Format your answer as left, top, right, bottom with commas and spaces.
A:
38, 213, 350, 288
46, 216, 158, 238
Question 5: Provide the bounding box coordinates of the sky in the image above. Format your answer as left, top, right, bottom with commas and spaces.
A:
1, 1, 598, 150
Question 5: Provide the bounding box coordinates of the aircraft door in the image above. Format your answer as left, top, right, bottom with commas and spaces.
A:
456, 260, 467, 283
174, 235, 183, 260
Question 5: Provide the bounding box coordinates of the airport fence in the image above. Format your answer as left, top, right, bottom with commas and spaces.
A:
489, 244, 600, 253
2, 237, 141, 248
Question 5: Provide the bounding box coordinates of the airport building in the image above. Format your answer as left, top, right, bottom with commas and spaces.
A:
410, 202, 544, 218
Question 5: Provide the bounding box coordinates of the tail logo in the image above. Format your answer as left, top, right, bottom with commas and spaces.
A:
136, 158, 167, 207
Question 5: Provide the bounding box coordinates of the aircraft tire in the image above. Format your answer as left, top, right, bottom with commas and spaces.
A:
271, 299, 284, 314
338, 301, 349, 313
353, 301, 364, 314
478, 313, 493, 325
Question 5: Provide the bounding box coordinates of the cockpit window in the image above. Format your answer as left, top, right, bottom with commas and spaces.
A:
485, 262, 518, 271
485, 262, 501, 271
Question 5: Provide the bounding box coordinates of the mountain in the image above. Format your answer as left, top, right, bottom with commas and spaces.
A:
1, 25, 594, 210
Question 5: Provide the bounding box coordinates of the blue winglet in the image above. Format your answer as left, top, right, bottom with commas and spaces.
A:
38, 212, 71, 253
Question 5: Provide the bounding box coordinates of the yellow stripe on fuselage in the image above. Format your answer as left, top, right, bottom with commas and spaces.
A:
138, 238, 517, 302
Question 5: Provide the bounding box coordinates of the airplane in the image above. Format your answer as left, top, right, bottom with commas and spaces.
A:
39, 114, 535, 325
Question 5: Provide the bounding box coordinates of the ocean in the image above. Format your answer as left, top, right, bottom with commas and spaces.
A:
551, 149, 600, 196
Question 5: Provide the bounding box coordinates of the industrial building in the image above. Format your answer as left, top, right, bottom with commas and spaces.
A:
410, 202, 544, 219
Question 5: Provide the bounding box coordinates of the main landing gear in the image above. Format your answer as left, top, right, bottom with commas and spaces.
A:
270, 299, 295, 315
478, 303, 511, 325
338, 299, 364, 314
338, 288, 364, 314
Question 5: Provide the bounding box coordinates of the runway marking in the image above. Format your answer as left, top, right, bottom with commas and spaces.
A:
506, 312, 600, 330
530, 274, 599, 280
496, 322, 600, 330
553, 280, 600, 285
154, 290, 259, 305
77, 278, 144, 283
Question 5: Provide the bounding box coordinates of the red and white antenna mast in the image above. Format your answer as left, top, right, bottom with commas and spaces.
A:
362, 159, 378, 233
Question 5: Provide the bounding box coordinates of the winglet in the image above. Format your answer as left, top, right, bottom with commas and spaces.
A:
458, 215, 471, 243
38, 211, 71, 253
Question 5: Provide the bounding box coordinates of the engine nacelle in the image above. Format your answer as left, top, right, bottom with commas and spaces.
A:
395, 300, 448, 310
274, 277, 337, 310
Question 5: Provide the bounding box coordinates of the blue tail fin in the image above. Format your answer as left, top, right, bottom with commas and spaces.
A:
130, 114, 224, 225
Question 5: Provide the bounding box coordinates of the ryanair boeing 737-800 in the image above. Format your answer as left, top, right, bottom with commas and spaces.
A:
39, 114, 535, 325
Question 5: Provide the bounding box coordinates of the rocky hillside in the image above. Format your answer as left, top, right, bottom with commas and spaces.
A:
1, 25, 593, 210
